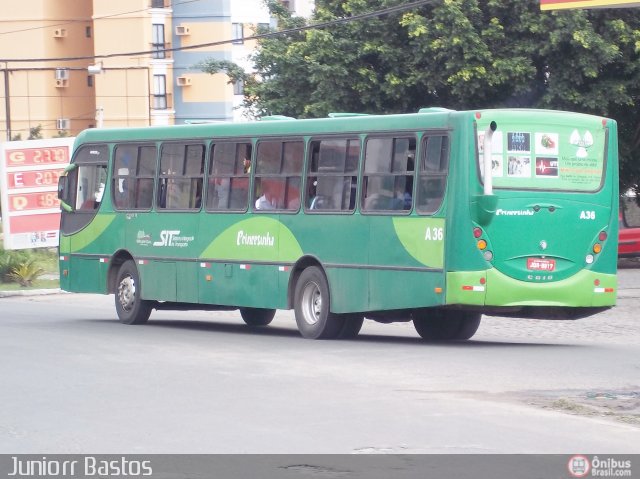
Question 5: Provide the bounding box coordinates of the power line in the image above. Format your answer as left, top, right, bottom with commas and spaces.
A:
0, 0, 203, 36
0, 0, 438, 64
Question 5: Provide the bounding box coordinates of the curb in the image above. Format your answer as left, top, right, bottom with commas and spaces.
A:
0, 288, 67, 298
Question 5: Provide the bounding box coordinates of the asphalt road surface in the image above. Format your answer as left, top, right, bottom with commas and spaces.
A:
1, 266, 639, 453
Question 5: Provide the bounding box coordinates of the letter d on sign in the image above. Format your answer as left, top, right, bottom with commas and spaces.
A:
11, 196, 28, 211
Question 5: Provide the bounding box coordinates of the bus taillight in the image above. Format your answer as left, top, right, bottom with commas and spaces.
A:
598, 231, 607, 242
473, 227, 483, 238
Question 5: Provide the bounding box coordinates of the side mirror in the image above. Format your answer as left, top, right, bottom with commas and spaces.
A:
57, 176, 67, 200
57, 176, 73, 212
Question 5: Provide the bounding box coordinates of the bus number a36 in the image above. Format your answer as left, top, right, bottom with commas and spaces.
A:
425, 227, 444, 241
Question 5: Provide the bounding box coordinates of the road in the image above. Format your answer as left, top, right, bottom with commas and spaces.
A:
0, 266, 639, 453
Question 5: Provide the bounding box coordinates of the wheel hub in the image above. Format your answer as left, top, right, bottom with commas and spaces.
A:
301, 281, 321, 326
117, 275, 136, 312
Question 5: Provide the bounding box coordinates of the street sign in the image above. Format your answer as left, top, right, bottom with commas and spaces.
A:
0, 138, 74, 250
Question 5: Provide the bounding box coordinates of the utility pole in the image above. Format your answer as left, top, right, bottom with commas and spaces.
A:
3, 67, 11, 141
96, 106, 104, 128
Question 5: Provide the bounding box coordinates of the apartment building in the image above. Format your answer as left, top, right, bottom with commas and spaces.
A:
0, 0, 314, 140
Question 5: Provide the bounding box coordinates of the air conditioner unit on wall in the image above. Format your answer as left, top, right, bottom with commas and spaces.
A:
53, 28, 67, 38
55, 79, 68, 88
56, 118, 70, 130
55, 68, 69, 80
175, 25, 190, 35
177, 76, 192, 86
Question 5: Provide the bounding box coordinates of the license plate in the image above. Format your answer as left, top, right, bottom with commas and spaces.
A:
527, 258, 556, 271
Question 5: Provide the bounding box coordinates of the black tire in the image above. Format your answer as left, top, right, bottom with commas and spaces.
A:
412, 309, 481, 341
240, 307, 276, 327
114, 260, 152, 325
337, 314, 364, 339
293, 266, 345, 339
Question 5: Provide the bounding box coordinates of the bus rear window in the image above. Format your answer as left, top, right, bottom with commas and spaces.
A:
476, 114, 608, 192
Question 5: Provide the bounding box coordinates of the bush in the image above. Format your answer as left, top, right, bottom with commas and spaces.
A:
0, 249, 30, 282
7, 259, 45, 287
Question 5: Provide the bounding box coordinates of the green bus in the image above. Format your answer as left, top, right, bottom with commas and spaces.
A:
57, 108, 618, 340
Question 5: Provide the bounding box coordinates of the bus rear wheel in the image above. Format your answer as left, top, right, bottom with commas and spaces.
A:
412, 310, 481, 341
240, 308, 276, 327
294, 266, 344, 339
115, 260, 152, 325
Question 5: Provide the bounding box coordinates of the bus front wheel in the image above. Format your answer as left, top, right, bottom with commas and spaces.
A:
412, 310, 481, 341
240, 308, 276, 327
294, 266, 344, 339
115, 260, 152, 325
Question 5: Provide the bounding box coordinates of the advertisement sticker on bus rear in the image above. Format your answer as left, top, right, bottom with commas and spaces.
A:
477, 112, 606, 192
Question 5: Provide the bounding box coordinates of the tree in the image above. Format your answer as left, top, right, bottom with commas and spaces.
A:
27, 124, 43, 140
200, 0, 640, 193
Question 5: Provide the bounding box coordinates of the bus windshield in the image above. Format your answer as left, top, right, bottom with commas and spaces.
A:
476, 111, 607, 192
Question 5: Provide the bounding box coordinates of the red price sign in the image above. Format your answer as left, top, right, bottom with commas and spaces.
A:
8, 192, 61, 212
5, 147, 69, 166
6, 169, 65, 189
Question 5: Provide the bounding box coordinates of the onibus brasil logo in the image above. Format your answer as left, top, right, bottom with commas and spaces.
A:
568, 455, 633, 478
568, 455, 591, 478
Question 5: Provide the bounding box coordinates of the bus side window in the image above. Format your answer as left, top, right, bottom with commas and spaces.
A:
417, 135, 449, 215
362, 136, 415, 213
305, 138, 359, 212
113, 144, 157, 211
158, 143, 204, 211
253, 140, 303, 212
207, 142, 252, 211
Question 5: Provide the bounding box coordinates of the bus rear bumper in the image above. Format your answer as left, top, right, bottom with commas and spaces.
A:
446, 268, 617, 311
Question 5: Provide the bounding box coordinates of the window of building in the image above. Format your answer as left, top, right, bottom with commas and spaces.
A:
158, 143, 205, 210
416, 135, 449, 215
253, 140, 303, 211
152, 24, 166, 59
112, 145, 157, 210
362, 136, 416, 213
85, 26, 92, 38
233, 80, 244, 96
207, 142, 252, 211
87, 75, 93, 87
306, 138, 359, 212
153, 75, 167, 109
232, 23, 244, 44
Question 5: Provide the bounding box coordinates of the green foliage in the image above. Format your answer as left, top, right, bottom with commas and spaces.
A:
201, 0, 640, 193
6, 259, 45, 287
195, 59, 247, 83
0, 249, 30, 282
0, 247, 56, 287
28, 125, 43, 140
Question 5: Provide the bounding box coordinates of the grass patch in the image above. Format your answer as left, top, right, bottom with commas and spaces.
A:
24, 248, 59, 274
0, 278, 59, 291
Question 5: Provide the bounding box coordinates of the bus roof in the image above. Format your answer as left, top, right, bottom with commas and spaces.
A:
73, 108, 612, 146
